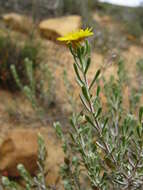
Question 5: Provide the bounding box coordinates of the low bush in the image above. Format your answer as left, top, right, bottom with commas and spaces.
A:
63, 0, 96, 27
97, 2, 143, 40
0, 35, 38, 91
11, 57, 55, 120
0, 34, 55, 120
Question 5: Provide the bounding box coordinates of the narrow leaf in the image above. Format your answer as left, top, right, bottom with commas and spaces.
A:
69, 43, 76, 57
96, 86, 101, 97
53, 122, 63, 138
85, 115, 94, 127
139, 106, 143, 123
80, 94, 90, 111
95, 107, 102, 119
84, 57, 91, 74
89, 69, 101, 90
85, 40, 90, 55
73, 63, 83, 86
102, 118, 108, 131
81, 46, 85, 55
82, 86, 90, 101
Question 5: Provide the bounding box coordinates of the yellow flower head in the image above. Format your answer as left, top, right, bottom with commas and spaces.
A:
57, 28, 94, 46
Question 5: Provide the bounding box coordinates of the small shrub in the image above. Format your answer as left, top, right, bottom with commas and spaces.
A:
97, 2, 143, 40
0, 35, 38, 91
63, 0, 95, 27
11, 58, 56, 119
136, 59, 143, 74
125, 21, 143, 39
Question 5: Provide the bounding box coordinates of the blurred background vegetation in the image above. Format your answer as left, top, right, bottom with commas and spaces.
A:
1, 0, 143, 36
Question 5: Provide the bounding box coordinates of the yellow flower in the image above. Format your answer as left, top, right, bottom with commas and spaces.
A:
57, 28, 94, 46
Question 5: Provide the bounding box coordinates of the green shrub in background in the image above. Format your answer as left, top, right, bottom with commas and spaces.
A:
0, 33, 55, 118
63, 0, 98, 27
97, 2, 143, 40
63, 0, 98, 14
0, 35, 38, 91
125, 20, 143, 39
11, 57, 55, 119
11, 58, 38, 110
136, 6, 143, 28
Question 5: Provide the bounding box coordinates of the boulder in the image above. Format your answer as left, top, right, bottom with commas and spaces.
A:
0, 128, 38, 177
0, 127, 64, 187
39, 15, 82, 41
2, 13, 33, 34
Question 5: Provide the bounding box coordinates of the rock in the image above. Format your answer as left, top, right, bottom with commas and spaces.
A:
39, 15, 82, 41
2, 13, 33, 34
127, 34, 136, 42
0, 127, 64, 187
0, 128, 38, 177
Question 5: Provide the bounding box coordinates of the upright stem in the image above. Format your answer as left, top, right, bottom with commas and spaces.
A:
81, 61, 117, 165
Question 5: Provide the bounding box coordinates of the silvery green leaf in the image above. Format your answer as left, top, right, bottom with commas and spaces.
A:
89, 69, 101, 90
